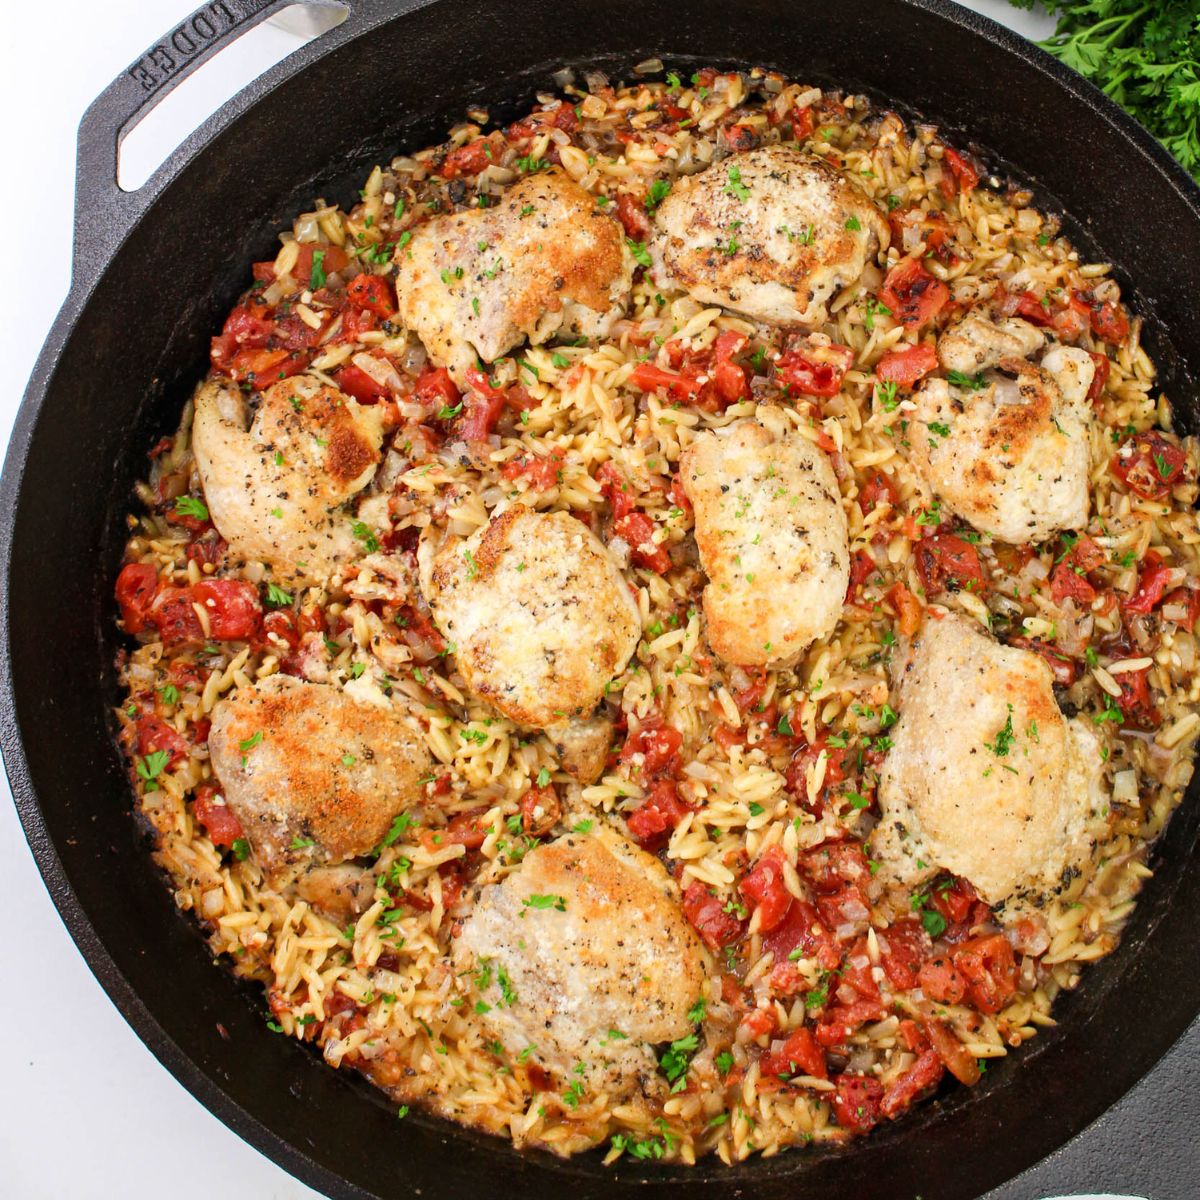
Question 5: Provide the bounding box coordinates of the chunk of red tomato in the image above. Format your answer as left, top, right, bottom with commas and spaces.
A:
739, 846, 793, 933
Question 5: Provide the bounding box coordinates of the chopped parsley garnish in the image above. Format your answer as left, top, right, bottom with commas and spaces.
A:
626, 238, 653, 268
572, 819, 594, 833
265, 581, 293, 607
536, 767, 551, 787
724, 164, 750, 201
659, 1032, 699, 1092
984, 704, 1016, 757
351, 521, 380, 553
646, 178, 672, 211
309, 249, 327, 290
845, 214, 862, 231
238, 730, 264, 753
521, 893, 567, 913
136, 749, 171, 791
158, 684, 179, 706
231, 838, 250, 861
290, 835, 315, 849
174, 495, 209, 521
947, 369, 988, 390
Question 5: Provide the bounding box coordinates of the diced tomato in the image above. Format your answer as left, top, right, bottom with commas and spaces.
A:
629, 361, 704, 400
1072, 289, 1129, 344
761, 1027, 827, 1081
115, 562, 160, 634
147, 586, 203, 646
209, 302, 273, 370
228, 347, 306, 389
438, 133, 503, 178
790, 105, 815, 139
876, 343, 939, 388
918, 955, 968, 1005
927, 876, 978, 926
1111, 430, 1189, 501
136, 715, 189, 769
831, 1074, 883, 1133
914, 533, 987, 595
887, 582, 922, 637
1114, 666, 1160, 730
335, 362, 390, 404
815, 999, 888, 1047
346, 273, 396, 319
739, 847, 794, 933
713, 359, 751, 405
858, 470, 899, 516
192, 579, 262, 641
259, 609, 301, 651
613, 510, 671, 574
1013, 290, 1059, 330
192, 783, 245, 849
846, 550, 877, 605
1008, 637, 1079, 686
775, 343, 854, 397
939, 146, 980, 198
921, 1016, 980, 1085
626, 780, 691, 848
428, 808, 492, 851
763, 899, 841, 972
414, 366, 461, 412
740, 1008, 776, 1040
1086, 352, 1110, 406
615, 191, 652, 241
667, 472, 692, 516
952, 934, 1017, 1015
1123, 550, 1173, 615
784, 739, 849, 816
1065, 534, 1106, 573
1049, 561, 1097, 607
681, 881, 745, 950
723, 122, 758, 151
519, 785, 561, 837
291, 243, 349, 285
620, 716, 682, 779
1164, 587, 1200, 631
799, 841, 872, 895
453, 373, 508, 442
881, 258, 949, 330
501, 448, 564, 491
880, 919, 930, 990
880, 1049, 944, 1120
816, 883, 872, 934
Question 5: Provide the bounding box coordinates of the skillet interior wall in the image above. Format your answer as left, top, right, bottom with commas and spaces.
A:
6, 1, 1199, 1198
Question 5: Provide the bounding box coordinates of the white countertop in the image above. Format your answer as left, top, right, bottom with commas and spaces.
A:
5, 3, 1147, 1199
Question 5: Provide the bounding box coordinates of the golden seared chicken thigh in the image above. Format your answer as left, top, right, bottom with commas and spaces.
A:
394, 170, 633, 384
207, 675, 431, 886
874, 614, 1104, 912
911, 340, 1095, 544
192, 375, 384, 586
455, 827, 708, 1097
649, 146, 886, 327
423, 505, 640, 729
680, 412, 849, 668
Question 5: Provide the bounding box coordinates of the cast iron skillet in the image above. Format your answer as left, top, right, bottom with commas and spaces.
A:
3, 1, 1200, 1196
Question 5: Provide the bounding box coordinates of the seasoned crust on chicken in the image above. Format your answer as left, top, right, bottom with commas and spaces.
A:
680, 412, 849, 668
911, 347, 1095, 544
423, 505, 640, 729
394, 170, 633, 383
874, 614, 1103, 912
208, 675, 431, 886
649, 146, 887, 327
936, 313, 1046, 375
454, 827, 708, 1096
192, 375, 384, 586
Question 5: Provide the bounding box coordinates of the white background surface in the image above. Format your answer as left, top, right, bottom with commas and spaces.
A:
0, 2, 1108, 1198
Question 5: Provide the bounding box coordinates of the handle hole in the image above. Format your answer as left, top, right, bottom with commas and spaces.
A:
117, 4, 347, 192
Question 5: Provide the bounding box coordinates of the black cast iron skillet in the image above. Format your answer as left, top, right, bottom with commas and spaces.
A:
4, 1, 1200, 1197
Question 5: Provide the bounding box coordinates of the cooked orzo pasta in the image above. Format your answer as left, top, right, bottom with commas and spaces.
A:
113, 65, 1200, 1165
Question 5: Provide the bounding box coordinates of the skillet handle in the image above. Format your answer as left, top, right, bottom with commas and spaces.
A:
72, 0, 350, 284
